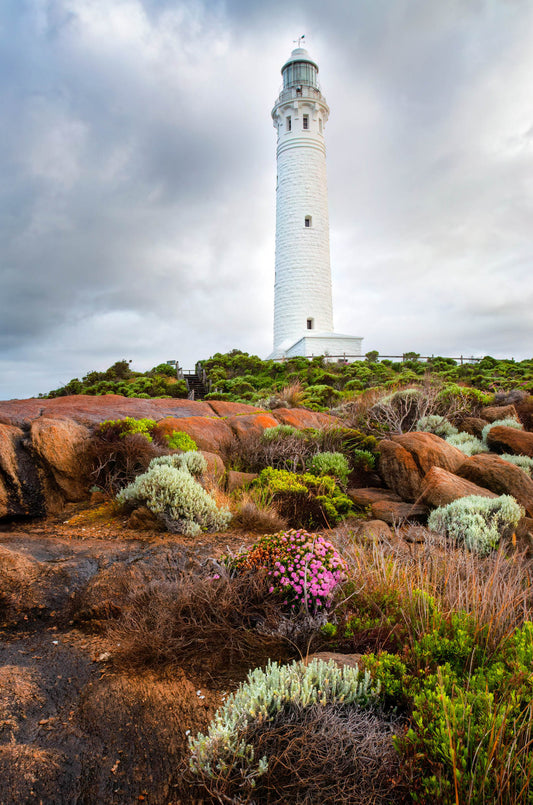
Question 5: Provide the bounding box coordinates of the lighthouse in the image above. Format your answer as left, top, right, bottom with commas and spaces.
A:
269, 43, 363, 360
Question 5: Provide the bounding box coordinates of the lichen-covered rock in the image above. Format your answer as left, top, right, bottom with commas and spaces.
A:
486, 426, 533, 458
391, 432, 465, 477
226, 470, 258, 493
457, 453, 533, 517
156, 416, 233, 454
227, 412, 280, 441
31, 418, 90, 501
481, 404, 519, 423
370, 499, 428, 525
271, 408, 338, 429
420, 466, 496, 509
376, 440, 423, 501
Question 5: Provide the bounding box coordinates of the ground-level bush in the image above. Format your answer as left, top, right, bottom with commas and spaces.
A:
85, 418, 164, 492
117, 463, 231, 536
188, 658, 392, 804
428, 494, 524, 555
306, 451, 350, 486
228, 529, 347, 615
445, 431, 489, 456
252, 467, 354, 528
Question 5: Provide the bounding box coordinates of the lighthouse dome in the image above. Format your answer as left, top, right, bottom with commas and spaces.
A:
281, 48, 319, 89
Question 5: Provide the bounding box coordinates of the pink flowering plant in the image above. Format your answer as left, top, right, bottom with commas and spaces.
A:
228, 529, 347, 615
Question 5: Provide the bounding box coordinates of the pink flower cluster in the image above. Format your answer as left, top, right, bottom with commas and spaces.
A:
263, 529, 347, 614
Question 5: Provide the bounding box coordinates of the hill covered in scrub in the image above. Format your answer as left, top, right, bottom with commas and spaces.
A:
39, 351, 533, 410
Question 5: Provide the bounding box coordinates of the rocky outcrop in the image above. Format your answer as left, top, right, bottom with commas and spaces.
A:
348, 487, 427, 524
227, 412, 280, 441
391, 432, 466, 476
457, 417, 487, 438
420, 466, 496, 509
226, 471, 258, 493
485, 426, 533, 458
457, 454, 533, 517
271, 408, 338, 429
156, 416, 234, 454
31, 418, 90, 501
377, 441, 422, 501
481, 404, 518, 423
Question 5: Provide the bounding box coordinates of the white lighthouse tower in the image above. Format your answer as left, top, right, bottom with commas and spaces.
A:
269, 43, 363, 360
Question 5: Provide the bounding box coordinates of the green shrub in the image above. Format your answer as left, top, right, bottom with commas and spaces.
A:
164, 430, 198, 452
416, 415, 458, 438
482, 416, 524, 444
500, 453, 533, 476
227, 529, 347, 614
262, 424, 301, 442
96, 416, 157, 442
116, 464, 231, 536
149, 451, 207, 477
428, 494, 524, 555
306, 451, 350, 486
352, 449, 376, 470
445, 431, 489, 456
253, 467, 354, 528
189, 658, 378, 785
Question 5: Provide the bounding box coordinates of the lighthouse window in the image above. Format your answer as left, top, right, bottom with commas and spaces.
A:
319, 118, 323, 133
286, 116, 292, 131
303, 115, 309, 129
304, 216, 312, 227
307, 318, 314, 330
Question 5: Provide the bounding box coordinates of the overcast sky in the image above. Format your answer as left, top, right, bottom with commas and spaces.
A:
1, 0, 532, 399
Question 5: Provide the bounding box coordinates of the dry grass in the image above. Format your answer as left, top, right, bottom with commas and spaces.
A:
109, 571, 299, 683
231, 491, 288, 533
193, 702, 409, 804
334, 525, 533, 652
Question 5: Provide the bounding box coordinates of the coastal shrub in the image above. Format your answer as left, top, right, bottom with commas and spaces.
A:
445, 431, 489, 456
162, 430, 198, 452
307, 451, 350, 486
149, 451, 207, 478
428, 494, 524, 555
116, 464, 231, 536
85, 417, 163, 492
481, 416, 524, 445
500, 453, 533, 476
352, 449, 376, 471
369, 388, 436, 434
253, 467, 353, 528
416, 414, 458, 438
189, 658, 379, 798
228, 529, 347, 614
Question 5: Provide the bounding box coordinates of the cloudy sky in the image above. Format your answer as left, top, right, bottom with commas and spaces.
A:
1, 0, 533, 399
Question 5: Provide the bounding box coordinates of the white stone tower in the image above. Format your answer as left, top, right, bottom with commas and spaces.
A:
269, 44, 362, 360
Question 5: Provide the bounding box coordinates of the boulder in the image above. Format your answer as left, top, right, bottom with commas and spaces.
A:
348, 487, 403, 507
391, 432, 466, 476
485, 426, 533, 458
457, 453, 533, 517
227, 412, 279, 441
357, 519, 394, 542
420, 466, 497, 509
481, 404, 518, 423
376, 440, 423, 501
457, 417, 488, 439
0, 424, 46, 519
371, 499, 428, 525
206, 400, 264, 417
155, 416, 233, 454
271, 408, 338, 429
200, 451, 226, 485
30, 418, 90, 501
226, 470, 258, 493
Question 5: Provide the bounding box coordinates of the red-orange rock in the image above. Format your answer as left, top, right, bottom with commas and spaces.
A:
30, 418, 90, 501
226, 470, 258, 493
420, 466, 496, 509
206, 400, 264, 417
486, 426, 533, 458
200, 451, 226, 485
0, 395, 220, 427
481, 404, 518, 423
155, 416, 233, 454
271, 408, 338, 429
0, 424, 47, 519
348, 487, 403, 506
391, 432, 465, 476
371, 499, 428, 525
227, 412, 280, 441
457, 417, 487, 439
376, 440, 423, 501
457, 453, 533, 517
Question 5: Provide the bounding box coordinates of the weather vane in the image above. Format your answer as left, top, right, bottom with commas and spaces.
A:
293, 34, 305, 47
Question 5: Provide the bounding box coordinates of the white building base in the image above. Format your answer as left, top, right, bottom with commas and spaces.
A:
270, 331, 364, 362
